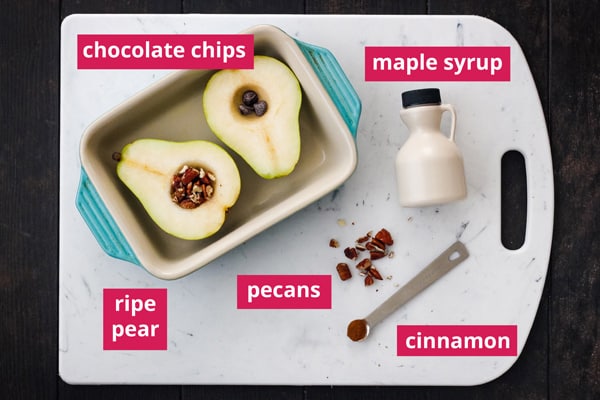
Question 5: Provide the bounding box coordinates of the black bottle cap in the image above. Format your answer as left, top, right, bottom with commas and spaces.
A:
402, 88, 441, 108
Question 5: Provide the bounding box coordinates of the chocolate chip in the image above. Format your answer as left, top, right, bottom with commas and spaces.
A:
254, 100, 268, 116
242, 90, 259, 106
239, 104, 254, 115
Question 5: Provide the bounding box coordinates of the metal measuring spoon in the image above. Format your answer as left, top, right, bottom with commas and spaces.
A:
347, 240, 469, 342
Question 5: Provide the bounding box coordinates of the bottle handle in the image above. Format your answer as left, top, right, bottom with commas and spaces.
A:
440, 104, 457, 142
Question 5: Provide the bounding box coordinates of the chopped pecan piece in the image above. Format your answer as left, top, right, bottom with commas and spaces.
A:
356, 258, 372, 273
375, 228, 394, 245
336, 263, 352, 281
368, 266, 383, 280
369, 250, 386, 260
344, 246, 359, 260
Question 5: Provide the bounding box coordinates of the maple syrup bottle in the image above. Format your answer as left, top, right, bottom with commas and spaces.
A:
396, 88, 467, 207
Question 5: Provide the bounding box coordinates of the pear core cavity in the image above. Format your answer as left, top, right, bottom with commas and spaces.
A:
170, 165, 216, 209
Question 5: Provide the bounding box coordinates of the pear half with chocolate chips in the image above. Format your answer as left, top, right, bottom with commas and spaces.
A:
203, 55, 302, 179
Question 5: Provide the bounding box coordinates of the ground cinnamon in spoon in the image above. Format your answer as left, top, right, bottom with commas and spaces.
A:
347, 319, 368, 342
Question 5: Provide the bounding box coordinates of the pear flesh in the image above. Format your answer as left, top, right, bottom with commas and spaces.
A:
203, 55, 302, 179
116, 139, 241, 240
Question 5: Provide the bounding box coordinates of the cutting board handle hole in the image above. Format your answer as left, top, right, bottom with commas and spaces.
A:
501, 150, 527, 250
448, 250, 461, 261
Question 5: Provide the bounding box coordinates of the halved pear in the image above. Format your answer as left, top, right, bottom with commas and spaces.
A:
116, 139, 241, 240
203, 55, 302, 179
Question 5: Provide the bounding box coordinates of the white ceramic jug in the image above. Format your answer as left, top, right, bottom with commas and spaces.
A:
396, 88, 467, 207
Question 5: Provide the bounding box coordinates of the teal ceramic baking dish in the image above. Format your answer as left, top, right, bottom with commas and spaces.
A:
76, 24, 361, 279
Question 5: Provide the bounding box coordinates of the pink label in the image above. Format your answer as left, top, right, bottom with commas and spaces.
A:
103, 288, 167, 350
397, 325, 517, 356
77, 34, 254, 69
365, 46, 510, 81
237, 275, 331, 309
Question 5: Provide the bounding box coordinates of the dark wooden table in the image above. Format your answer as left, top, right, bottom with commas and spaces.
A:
2, 1, 598, 399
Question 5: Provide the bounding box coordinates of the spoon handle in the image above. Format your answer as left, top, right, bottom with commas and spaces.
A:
365, 241, 469, 328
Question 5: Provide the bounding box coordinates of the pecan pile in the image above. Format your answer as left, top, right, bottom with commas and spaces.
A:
330, 228, 394, 286
171, 165, 216, 209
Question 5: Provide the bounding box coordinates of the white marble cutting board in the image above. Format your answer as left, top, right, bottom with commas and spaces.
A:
59, 14, 553, 385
